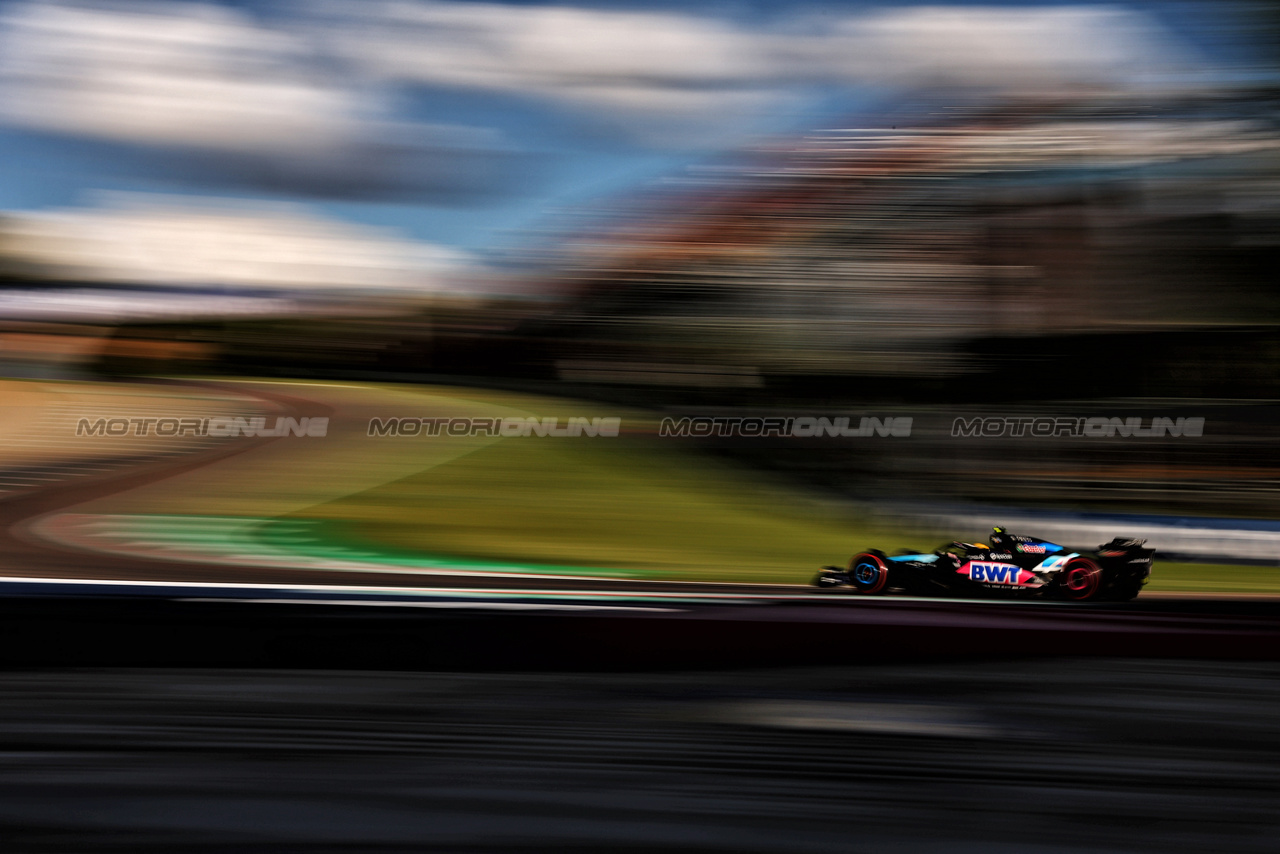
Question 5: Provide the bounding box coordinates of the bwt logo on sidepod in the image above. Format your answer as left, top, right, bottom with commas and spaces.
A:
965, 562, 1022, 584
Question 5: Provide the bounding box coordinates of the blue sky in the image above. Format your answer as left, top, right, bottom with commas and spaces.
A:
0, 0, 1257, 259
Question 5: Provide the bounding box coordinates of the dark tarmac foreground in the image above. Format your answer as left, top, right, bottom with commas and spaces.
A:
0, 660, 1277, 853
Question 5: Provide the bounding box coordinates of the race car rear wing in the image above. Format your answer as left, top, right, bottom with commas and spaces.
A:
1100, 537, 1148, 549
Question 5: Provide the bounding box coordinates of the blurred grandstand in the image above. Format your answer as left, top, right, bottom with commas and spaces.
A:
502, 88, 1280, 515
524, 90, 1280, 401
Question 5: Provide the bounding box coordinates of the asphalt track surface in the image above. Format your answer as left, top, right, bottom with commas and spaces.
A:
2, 662, 1279, 853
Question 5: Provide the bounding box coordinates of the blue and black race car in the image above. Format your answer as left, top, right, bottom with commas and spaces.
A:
815, 527, 1153, 601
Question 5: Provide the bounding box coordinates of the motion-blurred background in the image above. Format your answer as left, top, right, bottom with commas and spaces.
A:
3, 0, 1279, 521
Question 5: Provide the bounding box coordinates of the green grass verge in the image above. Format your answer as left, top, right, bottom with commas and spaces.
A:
288, 420, 896, 584
1145, 562, 1280, 595
276, 384, 1280, 591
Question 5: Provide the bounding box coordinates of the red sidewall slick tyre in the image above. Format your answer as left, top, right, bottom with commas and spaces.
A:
1058, 558, 1103, 601
848, 552, 890, 594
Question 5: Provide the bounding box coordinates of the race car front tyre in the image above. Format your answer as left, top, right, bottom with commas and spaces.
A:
1055, 557, 1103, 601
848, 551, 890, 594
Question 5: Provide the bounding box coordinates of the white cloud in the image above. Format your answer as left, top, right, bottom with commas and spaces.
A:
0, 1, 1198, 155
0, 1, 522, 198
310, 2, 1194, 116
4, 193, 471, 292
314, 2, 763, 98
0, 1, 375, 152
822, 6, 1182, 88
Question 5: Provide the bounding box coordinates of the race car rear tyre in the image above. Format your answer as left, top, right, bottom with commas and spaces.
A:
1056, 557, 1103, 601
848, 552, 890, 594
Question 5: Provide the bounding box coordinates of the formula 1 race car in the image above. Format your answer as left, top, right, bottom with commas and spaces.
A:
814, 527, 1153, 602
